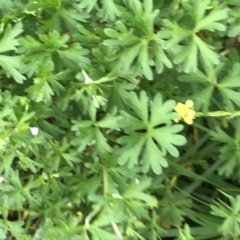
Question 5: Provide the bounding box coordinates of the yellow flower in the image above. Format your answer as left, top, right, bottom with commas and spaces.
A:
174, 100, 196, 125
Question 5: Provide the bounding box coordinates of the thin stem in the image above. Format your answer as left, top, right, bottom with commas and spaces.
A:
85, 207, 101, 227
111, 221, 123, 239
220, 49, 229, 56
103, 164, 108, 195
196, 111, 240, 118
193, 122, 211, 132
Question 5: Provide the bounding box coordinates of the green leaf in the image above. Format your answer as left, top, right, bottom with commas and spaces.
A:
174, 42, 198, 73
0, 55, 26, 83
78, 0, 98, 13
161, 20, 191, 49
191, 0, 210, 22
153, 42, 172, 74
97, 111, 120, 129
117, 133, 146, 168
176, 224, 194, 240
114, 42, 142, 73
58, 44, 90, 68
28, 0, 60, 10
125, 91, 149, 123
142, 137, 167, 174
117, 91, 186, 173
211, 193, 240, 237
97, 0, 120, 21
194, 3, 228, 31
194, 35, 220, 66
139, 41, 153, 80
89, 226, 121, 240
0, 23, 23, 53
0, 23, 25, 83
150, 95, 177, 126
122, 177, 153, 203
153, 125, 186, 157
60, 8, 89, 32
95, 128, 112, 154
0, 228, 6, 239
228, 24, 240, 37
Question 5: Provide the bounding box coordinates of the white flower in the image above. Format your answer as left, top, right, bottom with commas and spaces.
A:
30, 127, 39, 136
135, 178, 140, 185
0, 177, 6, 183
82, 70, 93, 84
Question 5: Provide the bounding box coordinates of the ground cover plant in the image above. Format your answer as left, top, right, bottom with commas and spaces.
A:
0, 0, 240, 239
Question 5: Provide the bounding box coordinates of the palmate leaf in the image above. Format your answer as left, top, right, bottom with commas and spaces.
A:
71, 123, 111, 155
73, 25, 101, 48
58, 43, 90, 68
153, 125, 186, 157
184, 85, 214, 113
71, 106, 119, 155
117, 133, 146, 168
173, 42, 198, 73
210, 123, 240, 178
60, 8, 89, 33
191, 0, 229, 31
152, 41, 172, 74
117, 91, 186, 174
0, 23, 23, 53
28, 1, 89, 33
171, 33, 219, 72
105, 40, 147, 78
25, 60, 63, 103
78, 0, 98, 13
192, 1, 228, 64
122, 177, 153, 203
162, 0, 228, 72
36, 10, 61, 34
182, 0, 228, 32
104, 21, 140, 47
160, 20, 192, 49
194, 35, 220, 66
19, 31, 90, 76
218, 144, 240, 177
179, 62, 240, 112
103, 4, 170, 79
227, 3, 240, 37
122, 0, 159, 36
211, 192, 240, 237
0, 55, 26, 84
0, 23, 26, 83
141, 136, 168, 174
158, 191, 191, 227
97, 0, 121, 21
217, 63, 240, 108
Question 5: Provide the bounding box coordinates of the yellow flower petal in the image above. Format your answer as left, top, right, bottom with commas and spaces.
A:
185, 100, 194, 108
183, 110, 196, 125
174, 103, 184, 112
174, 100, 196, 124
187, 109, 196, 117
184, 116, 193, 125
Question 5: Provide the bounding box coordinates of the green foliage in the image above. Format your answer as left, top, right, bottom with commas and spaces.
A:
116, 91, 186, 174
0, 23, 25, 83
0, 0, 239, 239
211, 191, 240, 237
